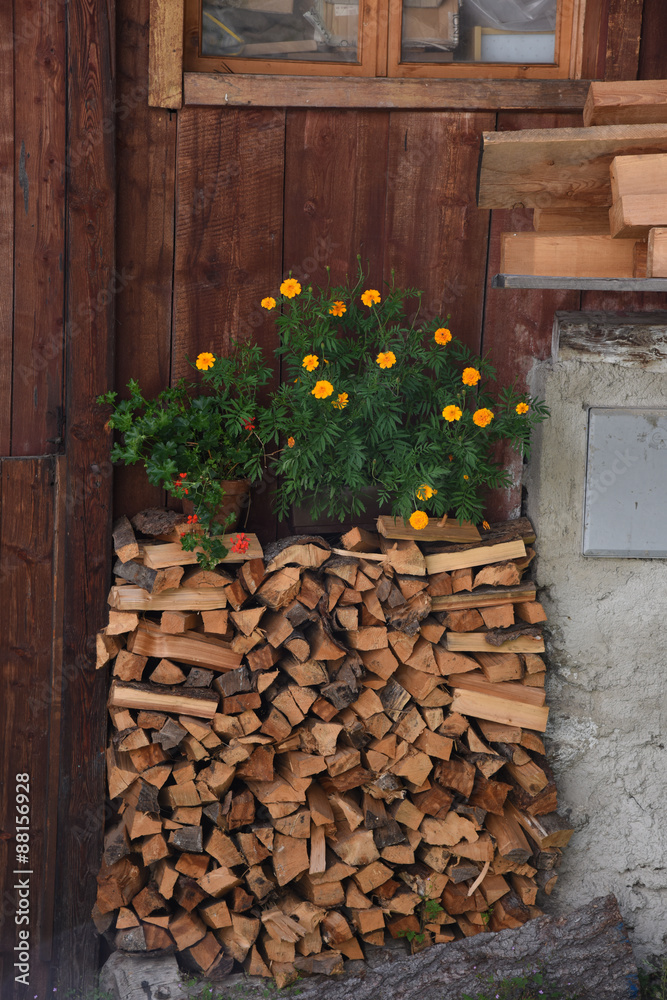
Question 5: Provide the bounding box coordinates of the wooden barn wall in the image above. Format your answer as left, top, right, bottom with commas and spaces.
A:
0, 0, 114, 995
114, 0, 667, 534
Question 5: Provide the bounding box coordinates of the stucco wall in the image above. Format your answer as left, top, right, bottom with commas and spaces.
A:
524, 342, 667, 963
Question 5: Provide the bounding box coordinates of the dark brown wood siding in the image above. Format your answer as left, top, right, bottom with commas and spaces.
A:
0, 0, 114, 994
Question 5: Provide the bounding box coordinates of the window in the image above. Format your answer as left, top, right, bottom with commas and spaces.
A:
183, 0, 583, 79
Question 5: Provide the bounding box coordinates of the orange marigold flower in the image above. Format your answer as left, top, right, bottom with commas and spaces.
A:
482, 520, 491, 530
516, 402, 530, 415
311, 380, 334, 399
302, 354, 319, 371
332, 392, 349, 410
329, 300, 347, 317
442, 404, 462, 422
463, 475, 469, 481
434, 328, 452, 346
416, 484, 436, 501
287, 436, 295, 448
196, 351, 215, 371
361, 289, 381, 307
409, 511, 429, 530
261, 296, 276, 310
462, 367, 481, 386
473, 407, 494, 428
376, 351, 396, 369
280, 278, 302, 298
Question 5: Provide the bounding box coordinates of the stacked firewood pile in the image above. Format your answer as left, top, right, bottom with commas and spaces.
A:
94, 510, 573, 984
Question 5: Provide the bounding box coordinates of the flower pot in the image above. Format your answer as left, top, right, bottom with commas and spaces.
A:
183, 479, 251, 530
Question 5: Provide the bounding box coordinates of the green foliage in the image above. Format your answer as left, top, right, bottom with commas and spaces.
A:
640, 955, 667, 999
62, 987, 114, 1000
396, 887, 445, 952
262, 266, 549, 526
461, 968, 580, 1000
97, 341, 271, 568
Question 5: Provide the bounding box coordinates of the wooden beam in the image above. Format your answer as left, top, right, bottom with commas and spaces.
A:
500, 233, 638, 279
149, 0, 185, 109
184, 73, 590, 111
478, 124, 667, 210
584, 81, 667, 127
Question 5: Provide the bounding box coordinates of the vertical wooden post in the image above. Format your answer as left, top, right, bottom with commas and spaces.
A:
51, 0, 116, 989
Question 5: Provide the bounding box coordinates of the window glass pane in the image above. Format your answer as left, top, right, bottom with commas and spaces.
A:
202, 0, 359, 61
401, 0, 556, 65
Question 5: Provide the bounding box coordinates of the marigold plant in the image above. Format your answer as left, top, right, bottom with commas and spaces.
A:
262, 267, 548, 525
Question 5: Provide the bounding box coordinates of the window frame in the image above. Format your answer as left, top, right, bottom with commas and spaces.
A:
183, 0, 586, 81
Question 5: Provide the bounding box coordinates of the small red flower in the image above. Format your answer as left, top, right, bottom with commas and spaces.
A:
187, 514, 199, 524
231, 532, 249, 554
179, 472, 187, 478
243, 418, 256, 431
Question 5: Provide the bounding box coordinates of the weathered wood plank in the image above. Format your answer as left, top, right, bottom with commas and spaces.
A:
384, 111, 494, 353
478, 123, 667, 211
184, 74, 591, 111
638, 0, 667, 82
11, 0, 66, 455
377, 516, 480, 544
604, 0, 643, 82
53, 0, 115, 990
172, 107, 284, 544
115, 0, 177, 517
283, 109, 389, 292
173, 107, 285, 376
148, 0, 184, 109
0, 1, 13, 455
554, 310, 667, 369
0, 458, 58, 1000
580, 0, 608, 80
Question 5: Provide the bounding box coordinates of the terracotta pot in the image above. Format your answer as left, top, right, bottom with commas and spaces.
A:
183, 479, 251, 530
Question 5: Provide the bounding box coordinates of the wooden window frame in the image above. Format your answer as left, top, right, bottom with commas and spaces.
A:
183, 0, 587, 81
